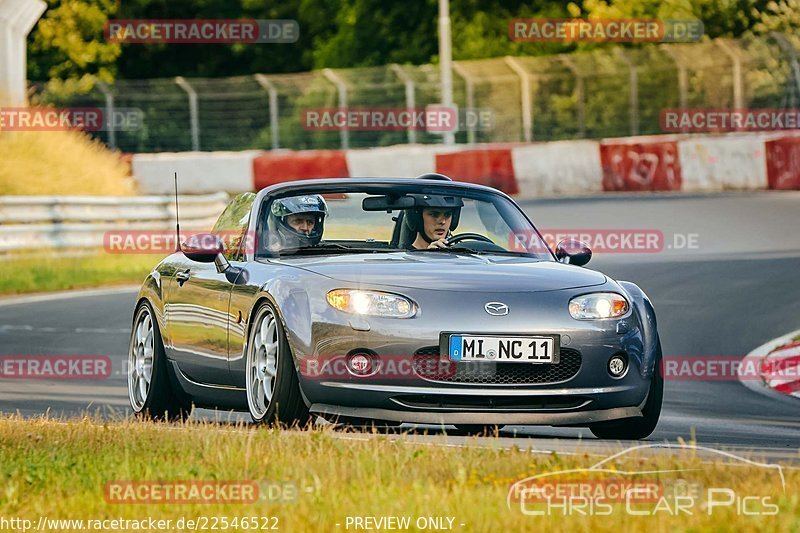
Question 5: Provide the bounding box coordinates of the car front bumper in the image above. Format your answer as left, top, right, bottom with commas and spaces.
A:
289, 286, 656, 427
295, 327, 652, 427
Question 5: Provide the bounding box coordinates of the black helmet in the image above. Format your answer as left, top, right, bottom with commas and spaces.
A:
266, 194, 328, 249
403, 194, 463, 243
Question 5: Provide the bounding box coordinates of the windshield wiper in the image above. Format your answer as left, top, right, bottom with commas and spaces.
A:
412, 246, 528, 257
278, 243, 402, 256
310, 242, 350, 250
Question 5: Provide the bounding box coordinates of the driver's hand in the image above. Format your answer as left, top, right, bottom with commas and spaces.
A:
427, 238, 448, 249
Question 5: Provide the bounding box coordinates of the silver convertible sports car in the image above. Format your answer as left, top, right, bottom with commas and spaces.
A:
129, 174, 663, 439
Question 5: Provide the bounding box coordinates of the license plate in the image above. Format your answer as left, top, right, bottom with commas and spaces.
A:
448, 335, 558, 363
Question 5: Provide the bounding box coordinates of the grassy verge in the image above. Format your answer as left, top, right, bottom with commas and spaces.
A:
0, 252, 159, 295
0, 417, 797, 532
0, 130, 134, 196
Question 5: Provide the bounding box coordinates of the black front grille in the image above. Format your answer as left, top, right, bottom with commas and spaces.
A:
413, 346, 582, 385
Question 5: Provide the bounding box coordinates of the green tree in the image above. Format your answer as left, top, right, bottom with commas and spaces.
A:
451, 0, 574, 59
27, 0, 120, 97
752, 0, 800, 42
307, 0, 438, 68
113, 0, 320, 77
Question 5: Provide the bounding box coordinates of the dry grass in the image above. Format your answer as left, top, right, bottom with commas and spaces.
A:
0, 416, 797, 532
0, 130, 135, 196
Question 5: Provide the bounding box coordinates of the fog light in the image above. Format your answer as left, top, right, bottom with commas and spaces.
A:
346, 352, 378, 377
608, 354, 627, 378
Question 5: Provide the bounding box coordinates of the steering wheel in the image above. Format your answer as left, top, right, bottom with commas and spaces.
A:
444, 233, 495, 246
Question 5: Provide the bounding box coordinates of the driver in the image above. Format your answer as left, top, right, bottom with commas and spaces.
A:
266, 194, 328, 250
404, 194, 463, 250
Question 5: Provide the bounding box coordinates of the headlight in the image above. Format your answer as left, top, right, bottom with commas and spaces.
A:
326, 289, 416, 318
569, 293, 629, 320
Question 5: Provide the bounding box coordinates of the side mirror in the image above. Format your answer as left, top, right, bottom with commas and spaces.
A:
183, 233, 230, 273
555, 239, 592, 266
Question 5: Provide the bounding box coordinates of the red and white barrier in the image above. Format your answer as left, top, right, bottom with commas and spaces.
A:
511, 140, 603, 196
131, 151, 260, 194
765, 135, 800, 190
600, 136, 682, 192
435, 147, 518, 194
129, 134, 800, 195
678, 134, 770, 191
252, 149, 349, 189
345, 145, 457, 177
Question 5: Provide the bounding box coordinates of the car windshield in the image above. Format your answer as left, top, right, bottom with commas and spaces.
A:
255, 186, 553, 260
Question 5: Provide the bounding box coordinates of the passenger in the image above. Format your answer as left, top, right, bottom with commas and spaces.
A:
285, 212, 317, 236
266, 194, 328, 249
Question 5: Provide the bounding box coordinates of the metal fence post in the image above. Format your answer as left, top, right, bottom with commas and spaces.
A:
558, 56, 586, 138
615, 49, 639, 136
95, 80, 116, 149
175, 76, 200, 151
322, 68, 349, 150
438, 0, 455, 146
504, 56, 533, 142
716, 40, 744, 109
452, 62, 475, 144
254, 74, 280, 150
390, 64, 417, 144
769, 32, 800, 108
662, 46, 689, 111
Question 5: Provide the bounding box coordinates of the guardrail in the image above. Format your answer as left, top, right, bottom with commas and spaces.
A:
0, 193, 229, 253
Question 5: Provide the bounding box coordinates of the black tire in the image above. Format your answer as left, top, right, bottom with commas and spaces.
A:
128, 302, 192, 422
590, 341, 663, 440
246, 302, 310, 426
453, 424, 505, 436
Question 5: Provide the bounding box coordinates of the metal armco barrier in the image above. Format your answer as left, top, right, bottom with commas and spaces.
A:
0, 193, 228, 253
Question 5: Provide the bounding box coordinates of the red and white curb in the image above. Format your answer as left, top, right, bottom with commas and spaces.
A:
739, 329, 800, 401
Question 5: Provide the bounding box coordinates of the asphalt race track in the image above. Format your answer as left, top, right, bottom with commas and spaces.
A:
2, 192, 799, 459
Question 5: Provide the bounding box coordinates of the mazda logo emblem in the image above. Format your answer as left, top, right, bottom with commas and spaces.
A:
484, 302, 509, 316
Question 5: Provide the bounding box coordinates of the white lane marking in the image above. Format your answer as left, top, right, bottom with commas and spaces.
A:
658, 412, 800, 429
739, 329, 800, 402
0, 286, 140, 307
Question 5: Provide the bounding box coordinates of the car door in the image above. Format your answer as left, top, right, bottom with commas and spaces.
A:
165, 193, 255, 386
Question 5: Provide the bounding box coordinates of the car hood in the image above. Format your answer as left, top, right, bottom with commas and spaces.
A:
275, 252, 606, 292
